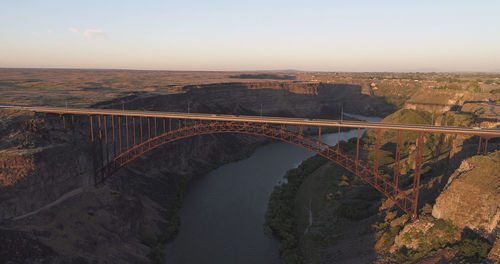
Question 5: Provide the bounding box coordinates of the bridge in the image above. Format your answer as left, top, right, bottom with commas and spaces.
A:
2, 105, 500, 220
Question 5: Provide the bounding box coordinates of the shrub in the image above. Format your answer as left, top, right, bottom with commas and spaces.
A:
264, 155, 328, 263
434, 84, 462, 90
338, 180, 349, 187
457, 239, 491, 259
490, 88, 500, 94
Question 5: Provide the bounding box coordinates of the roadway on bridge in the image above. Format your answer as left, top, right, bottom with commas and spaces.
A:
1, 104, 499, 137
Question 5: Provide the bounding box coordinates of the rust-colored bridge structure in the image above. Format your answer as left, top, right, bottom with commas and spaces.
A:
2, 105, 499, 220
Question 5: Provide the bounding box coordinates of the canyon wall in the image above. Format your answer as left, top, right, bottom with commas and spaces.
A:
0, 83, 392, 263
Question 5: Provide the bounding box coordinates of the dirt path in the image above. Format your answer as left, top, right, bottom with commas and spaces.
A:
12, 187, 84, 220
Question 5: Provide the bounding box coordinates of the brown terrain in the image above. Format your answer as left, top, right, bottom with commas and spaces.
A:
0, 69, 499, 263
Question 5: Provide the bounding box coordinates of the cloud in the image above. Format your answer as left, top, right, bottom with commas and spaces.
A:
82, 29, 107, 40
68, 27, 107, 40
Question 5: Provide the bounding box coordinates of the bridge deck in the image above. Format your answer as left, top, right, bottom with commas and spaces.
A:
1, 105, 499, 137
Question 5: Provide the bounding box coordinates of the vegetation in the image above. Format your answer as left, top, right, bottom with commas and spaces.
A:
229, 74, 296, 80
467, 82, 481, 92
490, 88, 500, 94
394, 228, 492, 263
457, 238, 491, 260
264, 155, 328, 263
434, 84, 463, 90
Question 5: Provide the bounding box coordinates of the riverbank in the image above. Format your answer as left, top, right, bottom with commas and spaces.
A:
161, 113, 381, 263
265, 108, 499, 263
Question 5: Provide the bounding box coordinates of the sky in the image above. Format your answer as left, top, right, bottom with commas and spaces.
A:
1, 0, 499, 72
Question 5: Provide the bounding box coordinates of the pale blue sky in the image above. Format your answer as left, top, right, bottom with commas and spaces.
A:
1, 0, 499, 71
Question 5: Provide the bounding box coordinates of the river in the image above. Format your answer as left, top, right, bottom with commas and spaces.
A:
164, 114, 381, 263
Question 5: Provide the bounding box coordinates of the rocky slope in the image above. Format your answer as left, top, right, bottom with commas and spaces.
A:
432, 151, 500, 261
265, 106, 499, 263
0, 82, 392, 263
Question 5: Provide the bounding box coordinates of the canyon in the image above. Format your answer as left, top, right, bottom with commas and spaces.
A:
0, 71, 499, 263
0, 82, 391, 263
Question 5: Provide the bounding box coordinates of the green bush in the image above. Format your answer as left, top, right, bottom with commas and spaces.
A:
490, 88, 500, 94
264, 155, 327, 263
467, 82, 481, 92
456, 229, 492, 261
432, 219, 455, 236
446, 114, 455, 126
434, 84, 462, 90
457, 239, 491, 259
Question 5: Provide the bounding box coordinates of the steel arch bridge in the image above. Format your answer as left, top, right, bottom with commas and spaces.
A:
2, 105, 500, 220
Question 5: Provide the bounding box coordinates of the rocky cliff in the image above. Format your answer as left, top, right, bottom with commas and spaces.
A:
432, 151, 500, 261
266, 106, 499, 264
0, 82, 392, 263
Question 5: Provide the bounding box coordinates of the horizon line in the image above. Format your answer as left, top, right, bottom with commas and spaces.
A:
1, 66, 500, 74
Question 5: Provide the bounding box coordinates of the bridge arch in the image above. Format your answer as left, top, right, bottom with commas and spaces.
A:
5, 104, 499, 220
96, 120, 416, 218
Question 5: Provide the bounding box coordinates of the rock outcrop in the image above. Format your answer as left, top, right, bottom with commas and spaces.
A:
432, 151, 500, 261
432, 151, 500, 241
0, 83, 394, 262
391, 217, 461, 253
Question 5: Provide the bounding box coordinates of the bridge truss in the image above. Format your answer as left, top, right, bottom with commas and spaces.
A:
25, 107, 500, 220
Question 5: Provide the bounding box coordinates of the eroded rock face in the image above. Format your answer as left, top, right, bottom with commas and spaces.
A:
390, 217, 461, 253
432, 151, 500, 242
489, 233, 500, 261
0, 83, 393, 262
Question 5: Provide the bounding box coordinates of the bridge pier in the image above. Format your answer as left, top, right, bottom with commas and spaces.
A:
478, 136, 492, 155
374, 129, 382, 184
355, 128, 360, 174
411, 132, 425, 220
394, 130, 401, 195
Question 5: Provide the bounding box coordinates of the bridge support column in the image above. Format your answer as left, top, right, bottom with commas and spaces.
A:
118, 116, 122, 154
89, 115, 94, 142
112, 115, 116, 158
133, 117, 136, 146
477, 136, 482, 155
112, 115, 115, 141
126, 116, 129, 150
355, 128, 360, 174
484, 138, 489, 155
98, 115, 104, 183
337, 126, 340, 153
104, 115, 108, 143
318, 126, 321, 146
98, 115, 102, 139
374, 129, 381, 183
394, 130, 401, 194
478, 136, 491, 155
104, 116, 110, 178
412, 132, 425, 220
